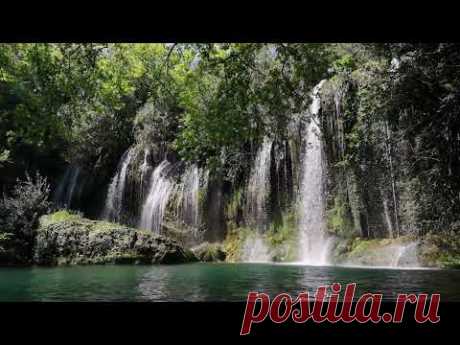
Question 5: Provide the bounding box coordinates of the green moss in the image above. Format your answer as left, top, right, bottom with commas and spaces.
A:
266, 211, 298, 261
91, 220, 136, 234
198, 186, 207, 208
326, 195, 355, 237
332, 235, 416, 266
223, 211, 300, 262
223, 227, 252, 262
192, 242, 226, 262
225, 188, 244, 228
39, 210, 152, 236
39, 210, 83, 227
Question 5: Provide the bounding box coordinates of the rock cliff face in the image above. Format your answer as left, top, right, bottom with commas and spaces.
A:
34, 215, 197, 265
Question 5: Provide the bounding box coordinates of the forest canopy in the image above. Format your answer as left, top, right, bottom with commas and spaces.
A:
0, 44, 334, 170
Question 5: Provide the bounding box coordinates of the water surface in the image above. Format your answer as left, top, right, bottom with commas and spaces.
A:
0, 263, 458, 302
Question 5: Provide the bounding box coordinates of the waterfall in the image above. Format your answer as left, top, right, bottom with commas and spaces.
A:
54, 167, 72, 208
54, 165, 81, 209
383, 198, 394, 238
102, 149, 133, 222
246, 137, 273, 230
240, 137, 273, 262
139, 160, 175, 234
240, 233, 271, 263
298, 80, 332, 265
140, 148, 151, 201
393, 242, 419, 268
178, 164, 200, 228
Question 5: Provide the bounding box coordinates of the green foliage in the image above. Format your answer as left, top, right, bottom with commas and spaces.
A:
418, 232, 460, 268
175, 43, 333, 171
0, 172, 51, 263
332, 54, 356, 73
0, 150, 10, 167
0, 233, 13, 255
0, 43, 334, 184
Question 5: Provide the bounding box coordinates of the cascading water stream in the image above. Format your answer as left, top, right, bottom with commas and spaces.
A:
139, 160, 175, 234
54, 166, 81, 209
241, 137, 273, 262
298, 80, 332, 265
178, 164, 200, 228
102, 149, 133, 222
140, 148, 151, 201
246, 137, 273, 230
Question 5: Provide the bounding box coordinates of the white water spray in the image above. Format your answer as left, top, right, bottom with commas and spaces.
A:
393, 242, 419, 268
139, 160, 175, 234
240, 233, 271, 263
298, 80, 332, 265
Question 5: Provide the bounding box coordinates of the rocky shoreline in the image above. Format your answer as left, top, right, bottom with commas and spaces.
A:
1, 211, 458, 268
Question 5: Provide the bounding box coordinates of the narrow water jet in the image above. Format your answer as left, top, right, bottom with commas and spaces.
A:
298, 80, 331, 265
66, 167, 81, 208
139, 160, 175, 234
383, 198, 394, 238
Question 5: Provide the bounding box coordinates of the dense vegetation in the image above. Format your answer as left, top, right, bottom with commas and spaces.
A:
1, 43, 459, 266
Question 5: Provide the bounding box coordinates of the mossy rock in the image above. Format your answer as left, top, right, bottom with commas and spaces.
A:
331, 233, 460, 268
191, 242, 226, 262
33, 211, 198, 266
222, 229, 246, 262
332, 236, 419, 267
222, 212, 299, 263
417, 232, 460, 268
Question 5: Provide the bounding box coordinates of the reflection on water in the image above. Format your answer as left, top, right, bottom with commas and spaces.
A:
0, 263, 458, 302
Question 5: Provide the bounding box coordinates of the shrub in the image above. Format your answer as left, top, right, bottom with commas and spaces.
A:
0, 172, 51, 263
